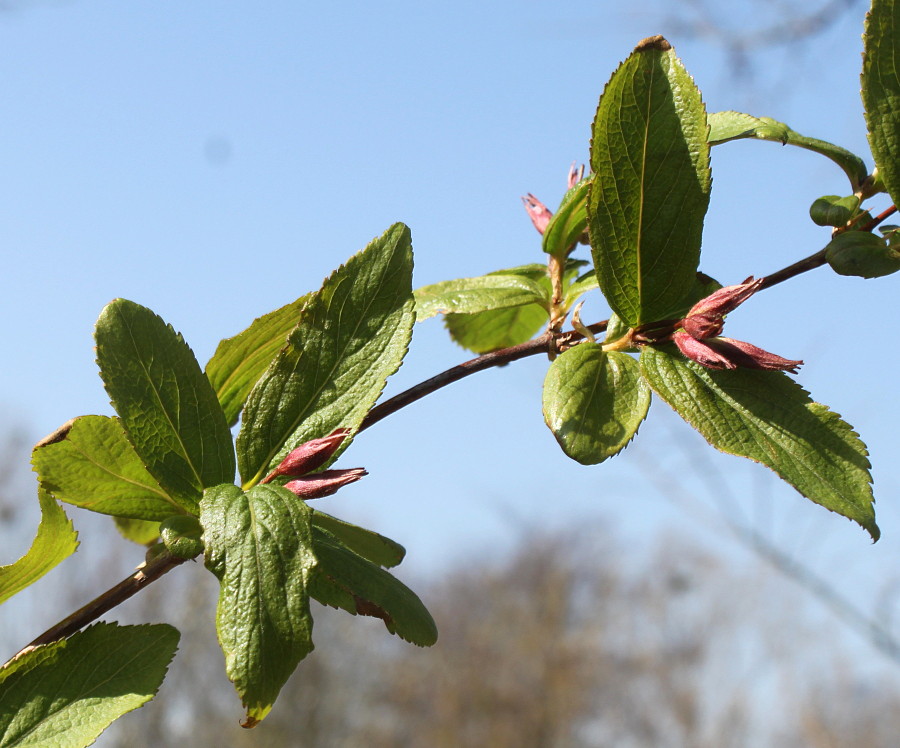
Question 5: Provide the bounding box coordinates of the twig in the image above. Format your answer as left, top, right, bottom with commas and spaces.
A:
759, 205, 897, 291
7, 552, 186, 664
360, 321, 608, 433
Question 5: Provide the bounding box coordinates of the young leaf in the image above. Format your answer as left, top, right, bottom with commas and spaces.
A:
562, 272, 600, 310
95, 300, 236, 513
205, 294, 312, 427
32, 415, 186, 521
312, 511, 405, 568
543, 344, 650, 465
863, 0, 900, 205
445, 303, 549, 353
414, 275, 547, 321
809, 195, 862, 227
640, 346, 878, 540
708, 111, 869, 191
0, 622, 179, 748
542, 177, 591, 257
0, 490, 78, 606
113, 517, 161, 546
237, 223, 415, 486
825, 230, 900, 278
200, 483, 317, 727
310, 527, 437, 647
588, 36, 711, 327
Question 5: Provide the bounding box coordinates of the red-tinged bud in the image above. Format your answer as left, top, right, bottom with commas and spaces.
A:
283, 468, 368, 499
568, 162, 585, 189
673, 332, 803, 374
261, 428, 350, 484
713, 338, 804, 374
682, 277, 763, 340
521, 193, 552, 235
673, 331, 738, 370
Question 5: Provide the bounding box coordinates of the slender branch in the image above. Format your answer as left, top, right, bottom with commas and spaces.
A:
7, 551, 186, 664
13, 209, 894, 658
759, 204, 897, 291
360, 321, 608, 433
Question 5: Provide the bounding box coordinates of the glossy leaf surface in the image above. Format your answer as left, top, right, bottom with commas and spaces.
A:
641, 346, 878, 540
206, 294, 312, 427
589, 36, 711, 327
32, 415, 184, 520
201, 483, 317, 726
95, 300, 235, 512
543, 344, 650, 464
237, 224, 415, 486
0, 622, 179, 748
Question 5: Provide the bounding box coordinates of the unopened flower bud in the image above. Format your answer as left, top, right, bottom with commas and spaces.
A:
682, 277, 763, 340
673, 331, 802, 374
283, 468, 368, 499
673, 331, 737, 370
521, 193, 552, 235
261, 428, 350, 484
568, 162, 585, 189
712, 337, 803, 374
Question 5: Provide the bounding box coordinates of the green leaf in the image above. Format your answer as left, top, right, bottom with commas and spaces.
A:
542, 177, 591, 257
32, 416, 185, 521
310, 526, 437, 646
707, 110, 791, 144
414, 275, 547, 321
205, 294, 312, 427
113, 517, 160, 546
311, 511, 405, 568
0, 490, 78, 606
708, 111, 869, 191
640, 346, 878, 540
809, 195, 862, 227
200, 483, 317, 726
543, 344, 650, 465
589, 36, 711, 328
863, 0, 900, 205
237, 223, 415, 486
824, 230, 900, 278
159, 515, 204, 559
95, 300, 236, 513
562, 271, 600, 309
0, 622, 179, 747
445, 303, 548, 353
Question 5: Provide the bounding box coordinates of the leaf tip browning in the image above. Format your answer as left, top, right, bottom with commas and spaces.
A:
634, 35, 672, 52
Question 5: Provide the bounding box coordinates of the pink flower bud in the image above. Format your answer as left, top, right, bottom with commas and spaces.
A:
283, 468, 368, 499
261, 429, 350, 484
568, 162, 585, 189
673, 331, 737, 370
682, 277, 763, 340
521, 193, 552, 235
673, 331, 803, 374
712, 338, 804, 374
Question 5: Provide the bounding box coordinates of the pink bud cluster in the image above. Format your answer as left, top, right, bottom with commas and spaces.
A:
673, 278, 803, 374
261, 429, 367, 499
521, 163, 586, 236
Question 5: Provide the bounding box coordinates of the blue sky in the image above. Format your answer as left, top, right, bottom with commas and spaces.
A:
1, 0, 898, 662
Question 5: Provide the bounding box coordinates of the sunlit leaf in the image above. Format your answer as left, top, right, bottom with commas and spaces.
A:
0, 622, 179, 747
641, 346, 878, 540
589, 36, 711, 327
